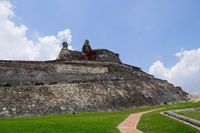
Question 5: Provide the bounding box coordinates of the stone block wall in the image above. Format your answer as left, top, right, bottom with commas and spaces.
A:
57, 47, 121, 63
0, 60, 190, 118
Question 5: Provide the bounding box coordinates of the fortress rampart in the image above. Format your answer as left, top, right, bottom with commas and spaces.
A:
0, 40, 190, 118
57, 40, 121, 63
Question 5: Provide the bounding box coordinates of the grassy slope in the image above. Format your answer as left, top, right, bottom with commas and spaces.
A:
0, 102, 199, 133
178, 111, 200, 121
137, 102, 200, 133
0, 107, 156, 133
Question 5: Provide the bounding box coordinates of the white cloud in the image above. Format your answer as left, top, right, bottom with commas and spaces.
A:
0, 0, 72, 60
149, 48, 200, 93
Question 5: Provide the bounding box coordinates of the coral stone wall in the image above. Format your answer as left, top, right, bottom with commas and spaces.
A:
93, 49, 121, 63
0, 60, 190, 118
57, 48, 121, 63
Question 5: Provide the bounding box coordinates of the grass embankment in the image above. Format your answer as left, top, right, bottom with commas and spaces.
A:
0, 102, 199, 133
178, 111, 200, 121
0, 107, 156, 133
137, 102, 200, 133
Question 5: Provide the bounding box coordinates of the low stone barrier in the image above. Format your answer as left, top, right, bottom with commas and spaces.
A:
163, 109, 200, 128
173, 108, 200, 113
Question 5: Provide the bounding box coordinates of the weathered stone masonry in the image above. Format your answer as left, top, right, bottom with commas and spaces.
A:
0, 40, 190, 118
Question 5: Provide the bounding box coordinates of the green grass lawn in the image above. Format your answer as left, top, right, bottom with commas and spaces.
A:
178, 111, 200, 121
0, 102, 199, 133
137, 102, 200, 133
0, 107, 156, 133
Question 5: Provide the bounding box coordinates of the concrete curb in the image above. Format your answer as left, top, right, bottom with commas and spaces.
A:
161, 109, 200, 131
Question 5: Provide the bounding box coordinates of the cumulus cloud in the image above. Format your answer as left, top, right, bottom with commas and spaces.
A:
149, 48, 200, 93
0, 0, 72, 60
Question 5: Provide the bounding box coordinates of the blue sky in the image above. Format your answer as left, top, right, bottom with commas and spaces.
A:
1, 0, 200, 93
10, 0, 200, 70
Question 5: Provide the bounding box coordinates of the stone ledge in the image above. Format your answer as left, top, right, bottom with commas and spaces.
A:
163, 110, 200, 129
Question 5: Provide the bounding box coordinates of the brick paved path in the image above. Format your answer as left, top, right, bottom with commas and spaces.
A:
118, 108, 163, 133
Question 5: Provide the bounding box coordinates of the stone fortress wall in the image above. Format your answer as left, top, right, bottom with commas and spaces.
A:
57, 40, 121, 63
0, 40, 190, 118
0, 60, 140, 87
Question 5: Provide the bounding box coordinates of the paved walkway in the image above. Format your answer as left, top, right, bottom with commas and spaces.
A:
118, 108, 163, 133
